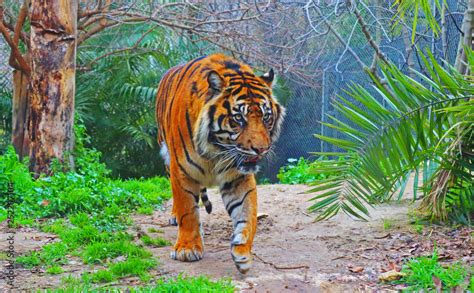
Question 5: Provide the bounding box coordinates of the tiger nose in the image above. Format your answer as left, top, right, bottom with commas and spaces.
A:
252, 147, 269, 155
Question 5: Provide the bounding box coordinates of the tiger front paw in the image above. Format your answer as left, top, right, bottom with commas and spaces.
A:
231, 242, 253, 274
170, 237, 203, 262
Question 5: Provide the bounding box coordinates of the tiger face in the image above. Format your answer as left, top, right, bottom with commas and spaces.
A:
196, 67, 285, 174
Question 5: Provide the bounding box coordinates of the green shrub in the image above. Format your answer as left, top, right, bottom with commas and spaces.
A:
278, 157, 342, 184
0, 132, 171, 226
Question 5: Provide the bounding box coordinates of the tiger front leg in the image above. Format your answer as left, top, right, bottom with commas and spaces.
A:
169, 171, 203, 262
221, 175, 257, 273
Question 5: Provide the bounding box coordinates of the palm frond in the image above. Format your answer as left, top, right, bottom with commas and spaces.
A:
309, 49, 474, 222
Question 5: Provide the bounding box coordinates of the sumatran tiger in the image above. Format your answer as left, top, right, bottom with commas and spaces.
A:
155, 54, 285, 273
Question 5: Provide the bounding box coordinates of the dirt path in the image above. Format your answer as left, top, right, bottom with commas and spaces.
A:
1, 184, 472, 292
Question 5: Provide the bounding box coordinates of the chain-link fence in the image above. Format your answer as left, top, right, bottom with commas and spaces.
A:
262, 0, 468, 180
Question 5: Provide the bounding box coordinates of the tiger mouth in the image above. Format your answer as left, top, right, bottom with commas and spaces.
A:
243, 156, 259, 164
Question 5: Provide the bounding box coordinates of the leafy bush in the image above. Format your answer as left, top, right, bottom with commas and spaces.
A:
278, 157, 324, 184
277, 157, 343, 184
0, 140, 171, 226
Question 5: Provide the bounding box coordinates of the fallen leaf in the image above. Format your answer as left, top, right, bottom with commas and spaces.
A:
432, 276, 442, 292
348, 266, 364, 273
378, 270, 406, 282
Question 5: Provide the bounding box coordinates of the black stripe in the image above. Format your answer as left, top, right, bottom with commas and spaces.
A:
188, 64, 201, 79
227, 188, 255, 216
172, 138, 200, 184
248, 92, 269, 101
245, 83, 270, 94
185, 110, 195, 150
221, 175, 245, 192
200, 188, 207, 192
236, 220, 247, 225
214, 129, 235, 135
158, 66, 182, 143
231, 85, 244, 96
178, 128, 205, 174
201, 193, 209, 201
167, 56, 206, 125
223, 101, 232, 115
217, 114, 226, 127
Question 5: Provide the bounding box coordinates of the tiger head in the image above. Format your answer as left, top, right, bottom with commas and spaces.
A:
196, 60, 285, 174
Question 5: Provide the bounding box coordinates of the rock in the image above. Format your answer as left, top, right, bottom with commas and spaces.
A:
112, 255, 126, 263
378, 270, 406, 282
399, 235, 413, 243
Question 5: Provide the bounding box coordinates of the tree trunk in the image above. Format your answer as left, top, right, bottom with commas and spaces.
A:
11, 69, 30, 159
28, 0, 77, 176
455, 0, 474, 74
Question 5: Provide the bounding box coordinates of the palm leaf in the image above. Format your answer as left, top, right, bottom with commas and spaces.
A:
309, 49, 474, 222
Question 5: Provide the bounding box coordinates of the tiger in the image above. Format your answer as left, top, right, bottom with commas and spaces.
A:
155, 54, 285, 273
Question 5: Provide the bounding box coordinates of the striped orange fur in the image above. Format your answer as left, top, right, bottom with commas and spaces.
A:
155, 54, 285, 273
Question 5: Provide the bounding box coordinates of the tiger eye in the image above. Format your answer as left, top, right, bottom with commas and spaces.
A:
263, 113, 271, 122
233, 114, 243, 122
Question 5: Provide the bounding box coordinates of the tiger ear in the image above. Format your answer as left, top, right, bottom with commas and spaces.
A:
208, 71, 224, 92
261, 69, 274, 87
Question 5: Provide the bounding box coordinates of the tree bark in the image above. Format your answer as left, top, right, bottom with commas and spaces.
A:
28, 0, 77, 176
455, 0, 474, 74
11, 69, 30, 159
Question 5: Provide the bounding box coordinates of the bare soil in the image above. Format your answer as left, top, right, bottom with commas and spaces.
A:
1, 184, 472, 292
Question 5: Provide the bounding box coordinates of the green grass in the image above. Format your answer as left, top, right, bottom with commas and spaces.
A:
137, 206, 154, 215
147, 227, 164, 234
140, 275, 234, 292
90, 269, 115, 283
16, 242, 69, 268
141, 235, 172, 247
82, 240, 152, 264
16, 251, 41, 268
397, 249, 471, 290
109, 257, 157, 280
46, 265, 64, 275
383, 219, 393, 230
52, 275, 234, 292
